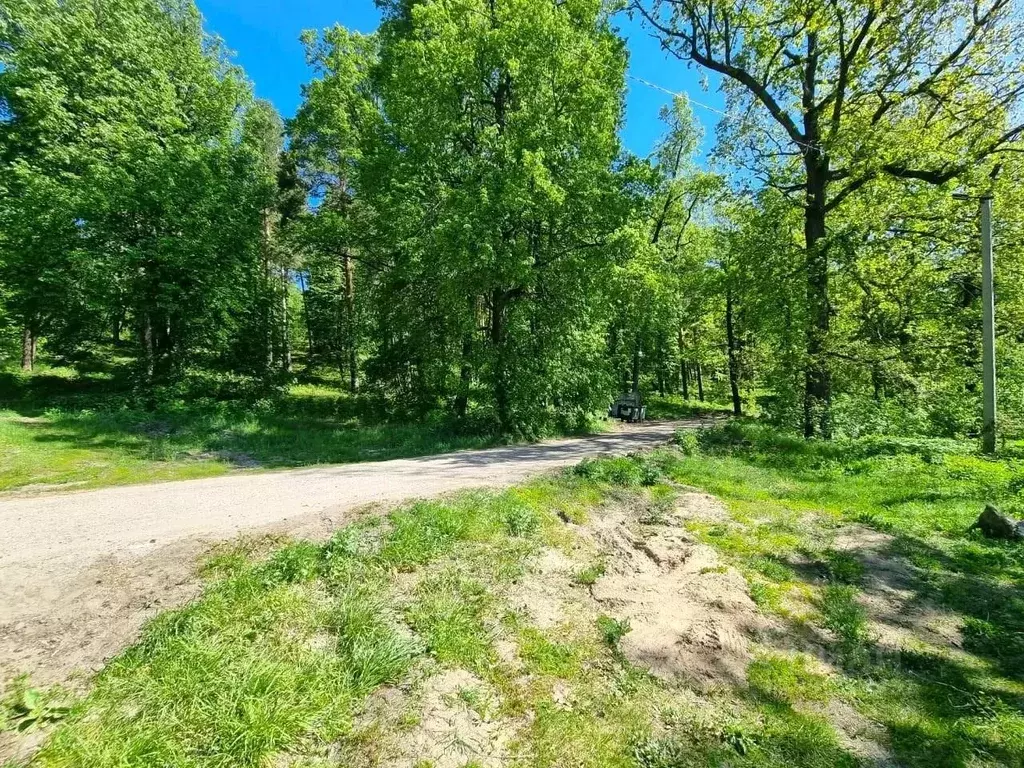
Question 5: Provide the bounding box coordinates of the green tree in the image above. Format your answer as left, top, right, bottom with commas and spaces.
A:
636, 0, 1024, 437
0, 0, 269, 382
360, 0, 630, 432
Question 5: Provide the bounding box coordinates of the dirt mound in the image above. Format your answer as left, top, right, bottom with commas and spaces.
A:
509, 492, 768, 689
394, 669, 511, 768
588, 502, 769, 688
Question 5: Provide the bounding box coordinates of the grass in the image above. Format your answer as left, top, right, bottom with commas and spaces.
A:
0, 363, 599, 494
644, 394, 734, 422
6, 424, 1024, 767
665, 421, 1024, 767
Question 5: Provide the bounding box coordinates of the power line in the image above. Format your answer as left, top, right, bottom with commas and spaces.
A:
628, 74, 816, 153
628, 75, 731, 119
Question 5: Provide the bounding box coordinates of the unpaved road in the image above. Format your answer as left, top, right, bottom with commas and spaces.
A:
0, 420, 693, 691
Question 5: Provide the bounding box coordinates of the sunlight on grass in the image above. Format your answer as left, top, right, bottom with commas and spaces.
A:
8, 427, 1024, 768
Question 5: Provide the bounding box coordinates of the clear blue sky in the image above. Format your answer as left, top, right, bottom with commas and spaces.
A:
195, 0, 723, 158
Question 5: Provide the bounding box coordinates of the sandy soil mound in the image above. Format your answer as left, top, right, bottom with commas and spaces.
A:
588, 500, 770, 688
510, 490, 769, 689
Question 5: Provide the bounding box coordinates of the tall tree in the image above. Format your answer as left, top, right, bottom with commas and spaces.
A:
362, 0, 630, 432
290, 27, 379, 391
0, 0, 266, 382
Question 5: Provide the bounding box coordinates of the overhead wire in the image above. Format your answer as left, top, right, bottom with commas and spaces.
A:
627, 74, 817, 153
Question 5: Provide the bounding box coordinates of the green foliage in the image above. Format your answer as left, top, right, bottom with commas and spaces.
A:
818, 585, 872, 669
3, 0, 1021, 446
1, 683, 70, 733
574, 561, 607, 587
640, 0, 1024, 438
406, 572, 495, 671
572, 452, 670, 487
0, 0, 285, 382
596, 615, 631, 650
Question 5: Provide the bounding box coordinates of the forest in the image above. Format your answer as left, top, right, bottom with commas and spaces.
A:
1, 0, 1023, 445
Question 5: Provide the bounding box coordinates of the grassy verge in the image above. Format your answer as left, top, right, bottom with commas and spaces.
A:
669, 422, 1024, 766
0, 365, 605, 494
5, 426, 1023, 767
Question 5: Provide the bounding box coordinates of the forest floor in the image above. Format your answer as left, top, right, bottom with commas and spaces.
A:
4, 423, 1024, 767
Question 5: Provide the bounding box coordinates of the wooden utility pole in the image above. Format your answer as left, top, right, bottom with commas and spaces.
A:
955, 192, 997, 453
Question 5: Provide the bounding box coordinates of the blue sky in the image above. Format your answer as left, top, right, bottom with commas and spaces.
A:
195, 0, 723, 158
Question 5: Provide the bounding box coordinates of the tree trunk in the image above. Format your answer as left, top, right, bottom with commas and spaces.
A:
631, 335, 641, 394
455, 296, 475, 419
142, 313, 155, 381
801, 32, 832, 439
112, 307, 124, 345
281, 267, 292, 374
263, 211, 275, 371
300, 274, 315, 369
342, 253, 358, 392
678, 327, 688, 399
656, 343, 666, 397
456, 336, 472, 420
696, 361, 704, 401
491, 290, 510, 432
726, 286, 743, 417
21, 327, 35, 371
803, 157, 831, 438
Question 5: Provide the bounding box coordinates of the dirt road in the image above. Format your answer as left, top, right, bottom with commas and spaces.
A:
0, 420, 692, 689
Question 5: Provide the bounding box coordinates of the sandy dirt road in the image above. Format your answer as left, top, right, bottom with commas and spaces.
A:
0, 420, 694, 691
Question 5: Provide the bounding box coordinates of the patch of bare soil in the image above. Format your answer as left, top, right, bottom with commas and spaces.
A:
587, 499, 770, 689
396, 669, 510, 768
821, 698, 897, 767
0, 537, 208, 763
339, 668, 513, 768
830, 525, 963, 653
0, 537, 208, 691
510, 546, 580, 630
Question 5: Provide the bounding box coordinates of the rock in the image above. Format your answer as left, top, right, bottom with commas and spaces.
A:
969, 504, 1023, 540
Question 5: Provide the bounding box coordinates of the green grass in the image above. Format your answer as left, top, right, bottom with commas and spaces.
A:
8, 426, 1024, 767
644, 394, 734, 421
573, 560, 606, 586
0, 365, 551, 493
662, 421, 1024, 767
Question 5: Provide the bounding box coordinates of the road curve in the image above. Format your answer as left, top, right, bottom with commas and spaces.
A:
0, 420, 702, 761
0, 421, 693, 614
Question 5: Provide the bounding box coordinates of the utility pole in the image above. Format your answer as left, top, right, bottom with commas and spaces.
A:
955, 192, 997, 454
980, 195, 996, 454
